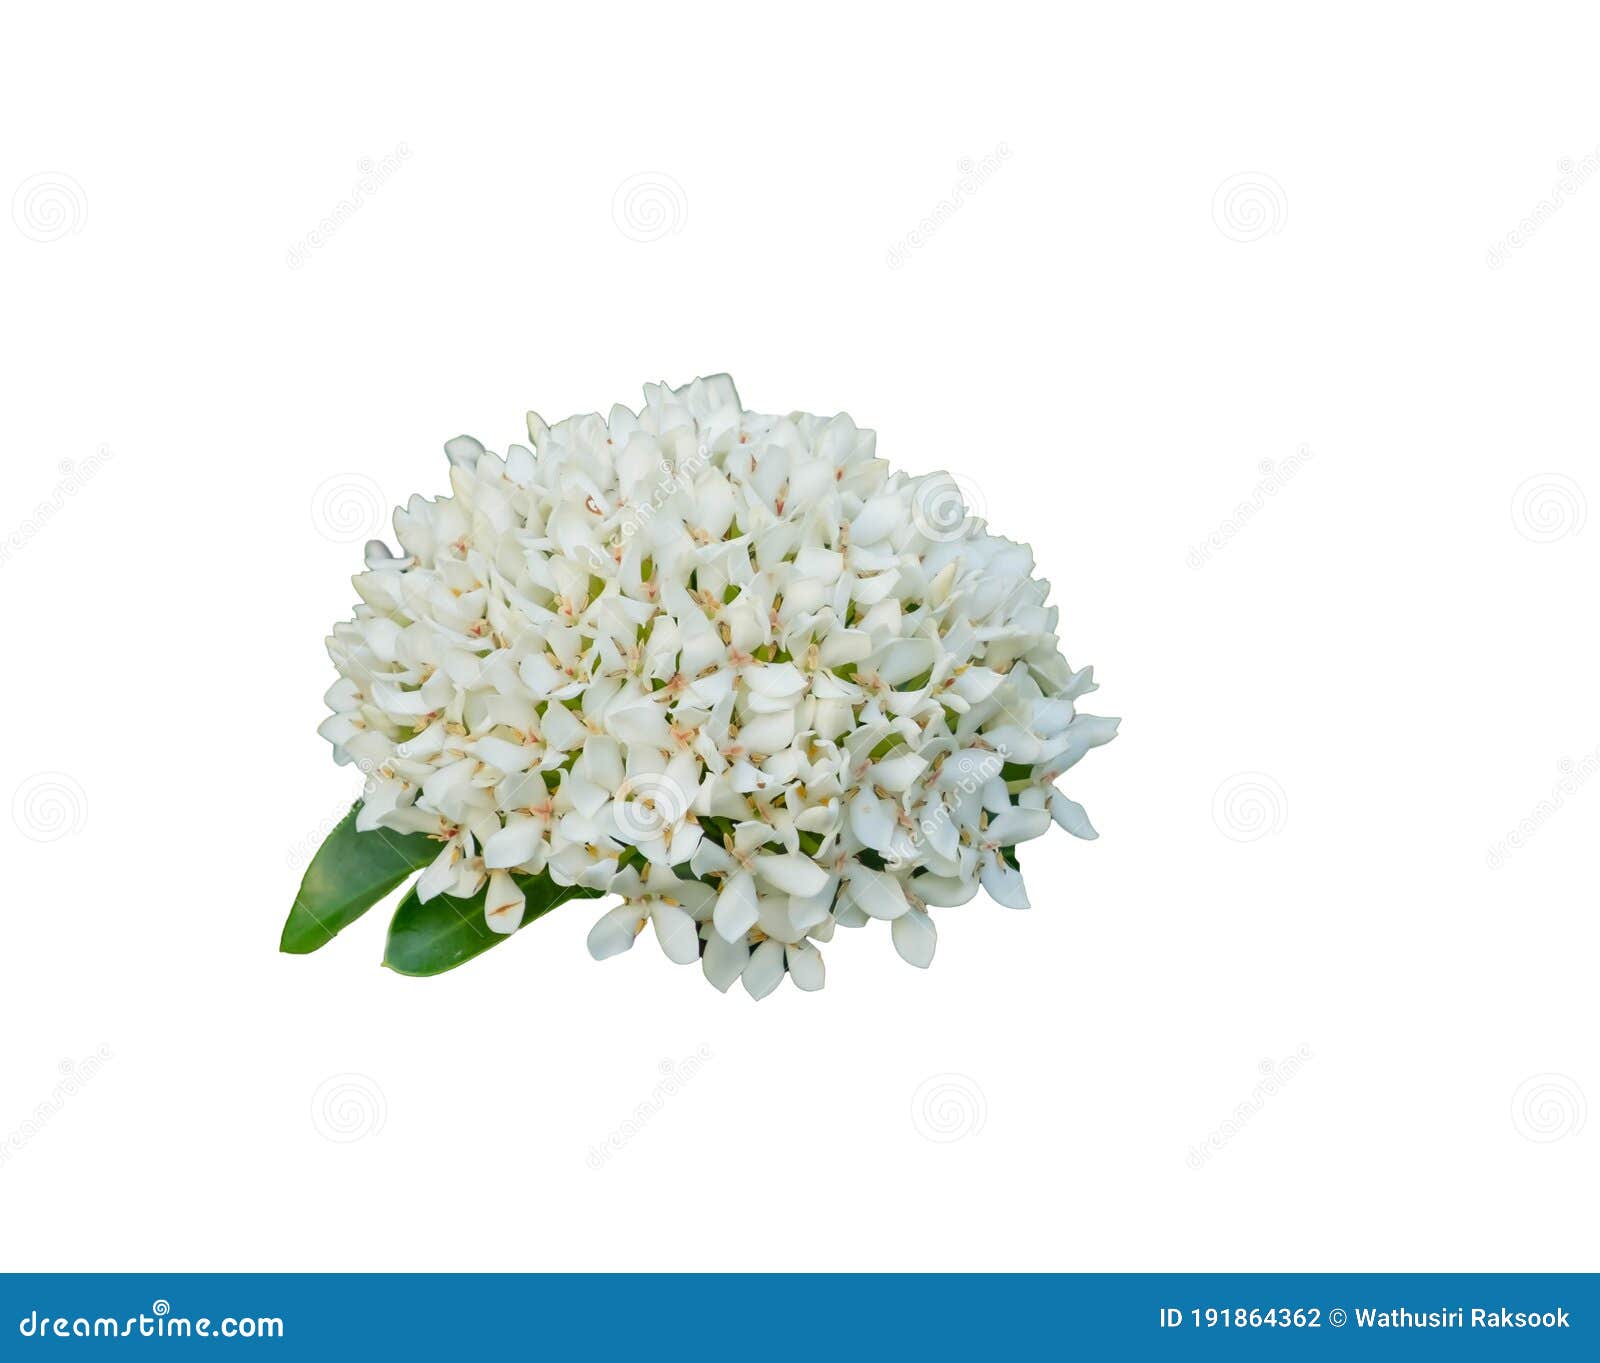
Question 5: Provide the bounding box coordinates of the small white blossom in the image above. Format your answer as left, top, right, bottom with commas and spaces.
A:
322, 377, 1117, 997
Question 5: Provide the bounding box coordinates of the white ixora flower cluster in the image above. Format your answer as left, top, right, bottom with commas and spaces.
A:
321, 377, 1117, 997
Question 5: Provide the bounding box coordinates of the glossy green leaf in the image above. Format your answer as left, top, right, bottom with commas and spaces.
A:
382, 870, 602, 977
280, 804, 441, 955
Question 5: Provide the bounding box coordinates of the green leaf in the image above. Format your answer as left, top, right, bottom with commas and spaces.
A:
281, 804, 441, 955
382, 870, 602, 977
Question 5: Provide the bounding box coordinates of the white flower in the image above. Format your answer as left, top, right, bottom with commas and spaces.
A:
585, 866, 712, 965
322, 376, 1117, 997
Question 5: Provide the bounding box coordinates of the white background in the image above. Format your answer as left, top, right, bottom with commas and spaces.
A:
2, 2, 1593, 1272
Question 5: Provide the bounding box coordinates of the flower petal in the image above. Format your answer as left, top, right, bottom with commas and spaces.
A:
848, 790, 896, 854
980, 854, 1030, 909
786, 942, 826, 992
986, 807, 1052, 846
753, 851, 828, 897
649, 902, 701, 966
891, 909, 936, 968
484, 870, 526, 935
712, 869, 759, 943
1049, 788, 1099, 840
742, 939, 786, 1000
702, 931, 749, 992
842, 866, 909, 920
586, 904, 646, 960
910, 874, 978, 907
483, 816, 543, 870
